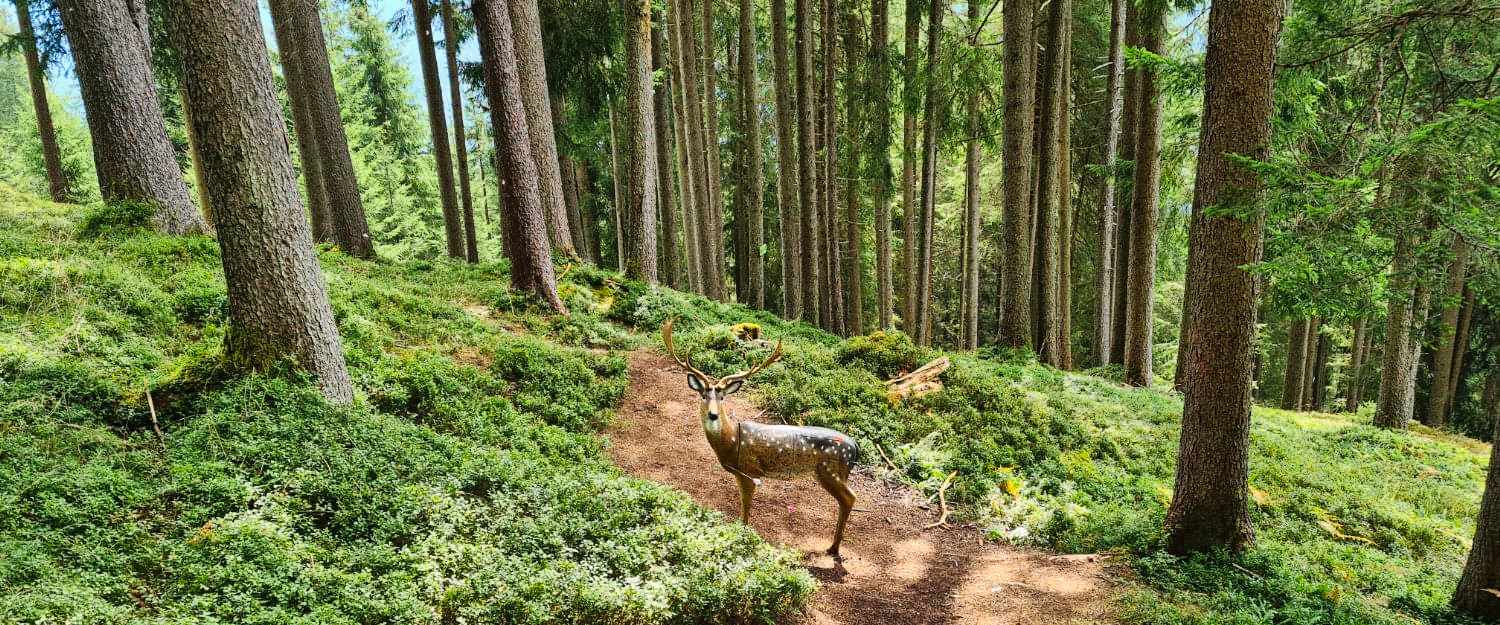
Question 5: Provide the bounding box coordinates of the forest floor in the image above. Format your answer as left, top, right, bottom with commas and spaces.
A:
609, 350, 1124, 625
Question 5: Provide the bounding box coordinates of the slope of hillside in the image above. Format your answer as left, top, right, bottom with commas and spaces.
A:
1, 191, 1489, 625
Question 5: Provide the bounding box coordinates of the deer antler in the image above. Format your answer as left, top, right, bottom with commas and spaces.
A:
662, 318, 713, 382
721, 337, 784, 385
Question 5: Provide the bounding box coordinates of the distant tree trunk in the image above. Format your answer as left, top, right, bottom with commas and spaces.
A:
578, 162, 602, 262
14, 0, 68, 202
1122, 1, 1165, 387
1375, 232, 1419, 429
1031, 0, 1070, 364
1057, 21, 1075, 369
442, 0, 479, 263
958, 0, 981, 350
841, 2, 864, 335
870, 0, 893, 331
1429, 237, 1470, 426
622, 0, 659, 282
57, 0, 206, 234
1345, 316, 1367, 412
796, 0, 822, 322
1449, 288, 1476, 404
1164, 0, 1283, 555
1312, 328, 1332, 409
700, 0, 728, 299
652, 16, 681, 287
1405, 282, 1432, 421
1282, 317, 1310, 409
669, 0, 702, 291
1301, 317, 1322, 409
179, 85, 214, 222
738, 0, 765, 308
821, 0, 844, 335
268, 1, 329, 241
771, 0, 801, 316
901, 0, 920, 335
1094, 0, 1126, 365
509, 0, 578, 260
266, 0, 373, 258
678, 0, 719, 298
1455, 375, 1500, 617
1111, 0, 1140, 364
409, 0, 465, 259
608, 104, 625, 270
171, 0, 352, 403
912, 0, 943, 346
474, 0, 566, 312
997, 0, 1035, 348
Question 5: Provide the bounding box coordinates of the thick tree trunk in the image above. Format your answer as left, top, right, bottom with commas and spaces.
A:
870, 0, 893, 331
171, 0, 352, 403
1094, 0, 1126, 365
997, 0, 1036, 348
679, 0, 720, 298
622, 0, 659, 282
442, 0, 479, 263
652, 16, 681, 287
771, 0, 801, 316
1455, 375, 1500, 617
267, 0, 373, 258
1164, 0, 1283, 555
738, 0, 765, 307
269, 2, 330, 242
1375, 233, 1418, 428
1122, 2, 1165, 387
913, 0, 943, 346
474, 0, 566, 312
796, 0, 822, 322
1428, 237, 1470, 426
410, 0, 465, 259
509, 0, 578, 260
901, 0, 920, 335
1031, 0, 1070, 364
1282, 317, 1310, 409
14, 0, 68, 202
58, 0, 205, 234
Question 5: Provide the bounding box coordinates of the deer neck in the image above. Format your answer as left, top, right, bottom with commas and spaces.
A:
702, 401, 740, 465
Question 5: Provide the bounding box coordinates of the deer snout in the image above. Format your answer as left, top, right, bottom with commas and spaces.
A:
705, 396, 722, 420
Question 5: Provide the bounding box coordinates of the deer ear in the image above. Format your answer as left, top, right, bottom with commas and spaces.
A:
723, 379, 744, 395
687, 373, 706, 392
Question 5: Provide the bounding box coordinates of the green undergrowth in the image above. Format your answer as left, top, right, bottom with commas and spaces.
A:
0, 191, 811, 624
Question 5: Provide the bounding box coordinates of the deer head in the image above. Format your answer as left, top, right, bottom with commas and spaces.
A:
661, 318, 783, 426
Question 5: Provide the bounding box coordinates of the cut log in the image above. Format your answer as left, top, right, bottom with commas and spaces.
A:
886, 356, 950, 402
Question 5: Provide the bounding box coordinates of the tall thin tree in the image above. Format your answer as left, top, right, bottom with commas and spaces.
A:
738, 0, 765, 307
959, 0, 982, 350
409, 0, 465, 259
870, 0, 893, 330
510, 0, 579, 260
913, 0, 944, 346
622, 0, 659, 282
13, 0, 67, 202
796, 0, 822, 322
441, 0, 479, 262
772, 0, 801, 316
1122, 0, 1166, 387
901, 0, 921, 334
653, 14, 682, 287
996, 0, 1036, 348
1094, 0, 1126, 365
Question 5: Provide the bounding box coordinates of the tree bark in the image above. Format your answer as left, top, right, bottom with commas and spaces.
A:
1094, 0, 1126, 365
1122, 1, 1165, 387
997, 0, 1036, 348
958, 0, 982, 351
509, 0, 578, 260
266, 0, 373, 258
796, 0, 822, 322
840, 2, 863, 333
1428, 236, 1470, 426
738, 0, 765, 307
870, 0, 893, 331
821, 0, 844, 335
608, 104, 625, 270
670, 0, 703, 292
1345, 316, 1367, 412
179, 85, 214, 223
268, 2, 330, 243
14, 0, 69, 202
913, 0, 943, 346
1375, 232, 1418, 428
1031, 0, 1070, 364
57, 0, 205, 234
1309, 321, 1331, 409
652, 15, 681, 287
474, 0, 566, 312
171, 0, 353, 403
771, 0, 801, 316
1282, 317, 1310, 409
701, 0, 728, 299
1111, 0, 1140, 364
1164, 0, 1283, 555
1057, 21, 1075, 370
1300, 317, 1321, 409
622, 0, 659, 282
901, 0, 920, 335
1455, 373, 1500, 618
442, 0, 479, 263
409, 0, 466, 259
1449, 287, 1476, 405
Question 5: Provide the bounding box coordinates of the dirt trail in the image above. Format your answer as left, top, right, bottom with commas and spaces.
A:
607, 351, 1122, 625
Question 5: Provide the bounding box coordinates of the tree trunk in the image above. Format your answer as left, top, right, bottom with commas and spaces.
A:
1094, 0, 1125, 365
1111, 0, 1140, 364
509, 0, 578, 260
1057, 21, 1075, 370
1031, 0, 1070, 364
958, 0, 982, 350
679, 0, 720, 298
913, 0, 943, 346
171, 0, 353, 403
608, 104, 626, 270
870, 0, 893, 331
1282, 317, 1310, 409
1449, 287, 1476, 405
57, 0, 205, 234
821, 0, 844, 335
474, 0, 566, 312
670, 0, 703, 292
771, 0, 801, 316
738, 0, 766, 308
1428, 237, 1470, 426
841, 3, 863, 334
268, 1, 330, 243
266, 0, 373, 258
179, 85, 214, 223
1345, 316, 1367, 412
1310, 322, 1331, 409
1164, 0, 1283, 555
901, 0, 920, 335
1375, 232, 1419, 429
1300, 317, 1321, 409
997, 0, 1036, 348
796, 0, 822, 323
14, 0, 69, 202
700, 0, 728, 299
1122, 1, 1165, 387
409, 0, 466, 259
652, 15, 681, 287
621, 0, 659, 282
1455, 374, 1500, 617
442, 0, 479, 262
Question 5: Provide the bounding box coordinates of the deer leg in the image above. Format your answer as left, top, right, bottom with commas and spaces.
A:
735, 473, 757, 524
816, 463, 856, 556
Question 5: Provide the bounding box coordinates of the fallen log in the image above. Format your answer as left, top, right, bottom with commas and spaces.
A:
885, 357, 950, 402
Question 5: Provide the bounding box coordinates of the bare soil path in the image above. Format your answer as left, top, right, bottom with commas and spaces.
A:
607, 351, 1124, 625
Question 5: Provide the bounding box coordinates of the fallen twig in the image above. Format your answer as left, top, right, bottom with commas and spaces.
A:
923, 471, 958, 530
874, 444, 899, 474
146, 390, 165, 448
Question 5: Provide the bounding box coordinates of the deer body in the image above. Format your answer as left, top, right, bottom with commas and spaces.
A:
666, 320, 858, 555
